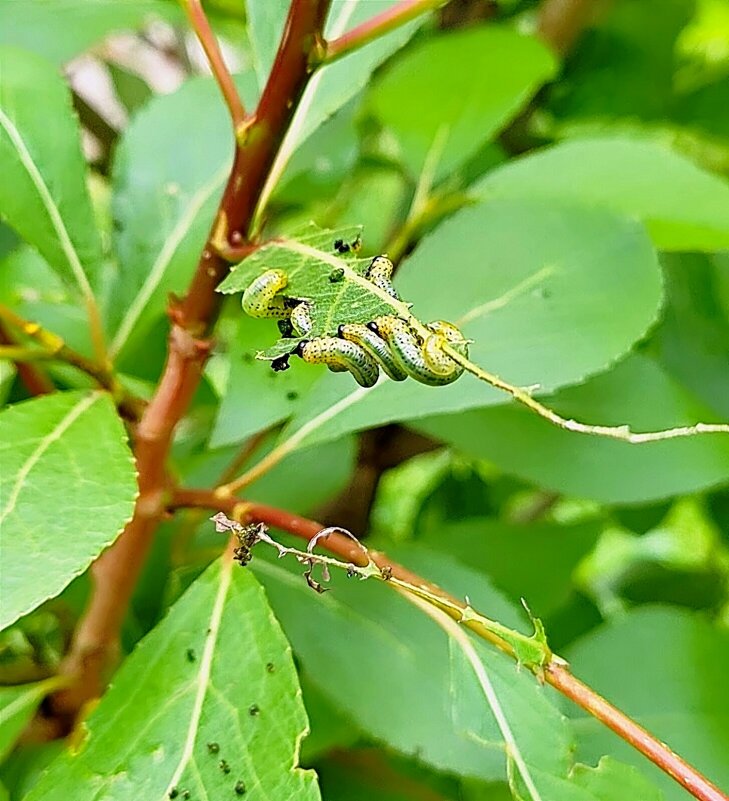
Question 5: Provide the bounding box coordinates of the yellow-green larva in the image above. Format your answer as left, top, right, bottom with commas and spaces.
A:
290, 301, 313, 335
296, 337, 379, 388
242, 269, 289, 319
338, 322, 407, 381
366, 255, 400, 299
422, 320, 468, 378
371, 316, 466, 386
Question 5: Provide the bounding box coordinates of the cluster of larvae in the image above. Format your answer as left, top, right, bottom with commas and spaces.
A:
241, 253, 469, 388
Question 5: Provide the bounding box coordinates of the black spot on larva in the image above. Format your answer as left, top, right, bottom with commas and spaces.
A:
293, 340, 309, 358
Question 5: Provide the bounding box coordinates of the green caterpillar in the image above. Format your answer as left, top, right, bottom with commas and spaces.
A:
338, 322, 407, 382
240, 255, 469, 388
365, 255, 400, 299
295, 337, 379, 388
368, 317, 466, 386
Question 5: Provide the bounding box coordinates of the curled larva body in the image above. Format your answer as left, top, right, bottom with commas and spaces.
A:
297, 337, 379, 388
372, 316, 465, 386
366, 255, 400, 299
338, 323, 407, 381
242, 269, 289, 319
422, 320, 469, 378
290, 302, 313, 335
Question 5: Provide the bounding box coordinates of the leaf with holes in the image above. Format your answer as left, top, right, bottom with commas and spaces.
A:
566, 607, 729, 800
0, 392, 138, 631
254, 543, 574, 781
25, 559, 320, 801
218, 223, 412, 359
266, 199, 663, 452
0, 47, 103, 307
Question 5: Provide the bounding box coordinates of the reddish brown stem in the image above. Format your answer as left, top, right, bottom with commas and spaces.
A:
323, 0, 446, 64
171, 488, 729, 801
546, 667, 729, 801
56, 0, 333, 717
182, 0, 246, 127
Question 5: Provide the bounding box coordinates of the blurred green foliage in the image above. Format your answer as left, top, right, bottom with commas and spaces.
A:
0, 1, 728, 800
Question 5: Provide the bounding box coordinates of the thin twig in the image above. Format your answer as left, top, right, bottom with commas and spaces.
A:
171, 488, 729, 801
442, 344, 729, 443
180, 0, 246, 128
0, 305, 145, 420
323, 0, 447, 64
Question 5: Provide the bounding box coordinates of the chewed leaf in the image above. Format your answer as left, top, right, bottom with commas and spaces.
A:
217, 223, 410, 359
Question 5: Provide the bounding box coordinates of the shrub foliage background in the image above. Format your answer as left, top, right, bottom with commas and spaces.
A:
0, 1, 728, 800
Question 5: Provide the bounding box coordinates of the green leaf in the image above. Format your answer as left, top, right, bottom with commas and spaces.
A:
248, 1, 423, 201
0, 246, 91, 355
276, 200, 662, 449
565, 606, 729, 801
108, 75, 256, 360
254, 543, 574, 781
107, 63, 153, 116
25, 559, 320, 801
446, 630, 572, 796
0, 47, 104, 307
245, 0, 289, 91
569, 757, 665, 801
0, 1, 179, 65
218, 223, 403, 359
548, 0, 691, 123
418, 518, 603, 617
0, 678, 64, 763
368, 26, 556, 179
474, 137, 729, 251
441, 625, 663, 801
653, 253, 729, 418
0, 392, 137, 631
0, 361, 16, 407
211, 316, 325, 448
183, 436, 356, 516
417, 354, 729, 504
